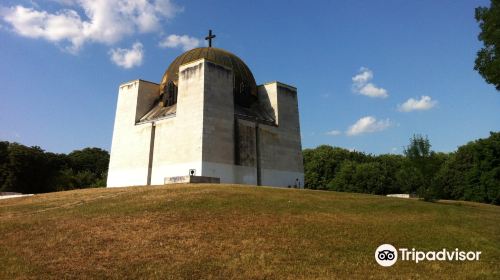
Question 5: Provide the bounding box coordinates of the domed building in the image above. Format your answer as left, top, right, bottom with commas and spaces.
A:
107, 33, 304, 187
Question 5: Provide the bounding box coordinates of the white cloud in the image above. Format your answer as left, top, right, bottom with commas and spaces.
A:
326, 130, 342, 136
351, 67, 388, 98
1, 1, 182, 52
398, 95, 437, 112
109, 42, 143, 69
352, 67, 373, 84
346, 116, 392, 136
159, 34, 200, 51
358, 83, 388, 98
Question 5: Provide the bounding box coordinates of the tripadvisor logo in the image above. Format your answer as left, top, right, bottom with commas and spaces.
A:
375, 244, 482, 267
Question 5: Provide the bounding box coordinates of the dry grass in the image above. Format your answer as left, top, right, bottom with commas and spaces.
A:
0, 184, 499, 279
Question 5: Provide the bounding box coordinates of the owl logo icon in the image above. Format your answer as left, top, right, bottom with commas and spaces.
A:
375, 244, 398, 267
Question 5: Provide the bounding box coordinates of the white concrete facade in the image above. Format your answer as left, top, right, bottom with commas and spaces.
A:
107, 58, 304, 188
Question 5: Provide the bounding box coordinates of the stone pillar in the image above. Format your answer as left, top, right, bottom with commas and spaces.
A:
107, 80, 158, 187
256, 82, 304, 188
199, 60, 237, 182
149, 59, 207, 182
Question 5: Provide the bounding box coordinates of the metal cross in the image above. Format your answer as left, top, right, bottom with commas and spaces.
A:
205, 30, 216, 47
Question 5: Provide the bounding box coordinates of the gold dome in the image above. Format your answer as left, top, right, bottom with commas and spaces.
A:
160, 47, 258, 107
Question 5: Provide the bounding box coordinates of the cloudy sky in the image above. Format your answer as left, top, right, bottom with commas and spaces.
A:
0, 0, 498, 154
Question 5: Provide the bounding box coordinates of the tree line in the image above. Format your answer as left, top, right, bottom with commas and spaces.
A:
303, 132, 500, 205
0, 142, 109, 194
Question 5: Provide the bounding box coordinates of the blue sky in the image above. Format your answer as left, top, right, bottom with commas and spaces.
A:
0, 0, 498, 155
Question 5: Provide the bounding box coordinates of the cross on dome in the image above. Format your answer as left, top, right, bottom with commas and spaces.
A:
205, 30, 216, 47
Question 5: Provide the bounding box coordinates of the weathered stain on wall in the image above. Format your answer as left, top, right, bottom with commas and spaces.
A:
235, 119, 256, 167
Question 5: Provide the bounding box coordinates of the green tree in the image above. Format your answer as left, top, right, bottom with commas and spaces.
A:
302, 133, 497, 205
67, 147, 109, 188
434, 132, 500, 204
432, 154, 463, 199
328, 160, 400, 195
403, 135, 443, 201
328, 160, 357, 192
2, 144, 57, 193
0, 141, 9, 191
374, 154, 405, 194
0, 142, 110, 194
474, 0, 500, 90
303, 145, 368, 189
68, 148, 109, 177
395, 164, 424, 194
351, 162, 387, 194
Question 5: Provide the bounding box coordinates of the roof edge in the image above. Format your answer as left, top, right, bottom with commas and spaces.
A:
119, 79, 159, 87
259, 81, 297, 91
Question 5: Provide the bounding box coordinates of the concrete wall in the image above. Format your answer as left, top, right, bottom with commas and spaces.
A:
257, 82, 304, 187
198, 60, 250, 183
135, 81, 159, 122
107, 80, 157, 187
201, 61, 235, 166
201, 162, 257, 185
149, 116, 202, 184
235, 119, 257, 167
258, 84, 279, 124
150, 60, 207, 184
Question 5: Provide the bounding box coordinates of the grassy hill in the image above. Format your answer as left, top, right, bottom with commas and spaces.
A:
0, 184, 499, 279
